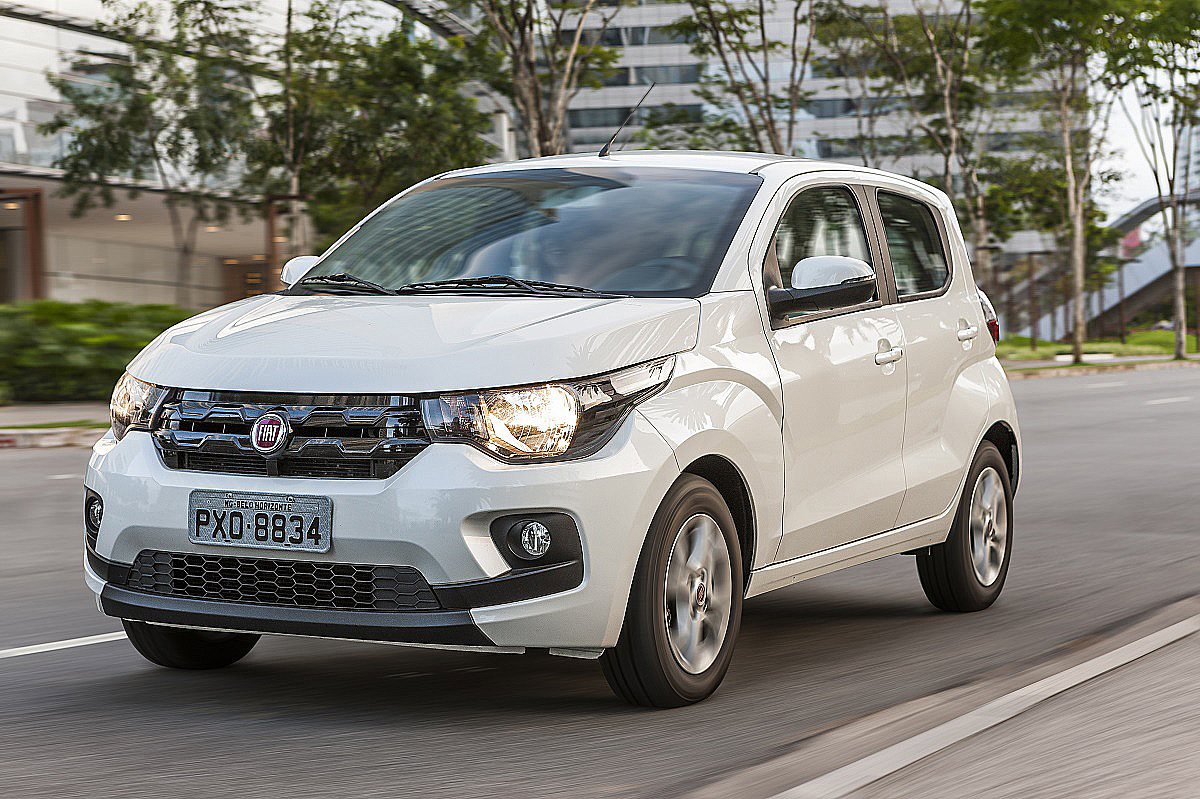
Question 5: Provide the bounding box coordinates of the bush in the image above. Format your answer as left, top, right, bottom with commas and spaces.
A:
0, 300, 193, 402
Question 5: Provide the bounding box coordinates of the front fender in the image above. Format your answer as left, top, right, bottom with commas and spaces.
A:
637, 375, 783, 570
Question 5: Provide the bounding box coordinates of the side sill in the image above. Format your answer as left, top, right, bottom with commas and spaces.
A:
746, 509, 952, 598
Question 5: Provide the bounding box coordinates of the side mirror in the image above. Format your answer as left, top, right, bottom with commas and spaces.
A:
768, 256, 876, 319
280, 255, 319, 287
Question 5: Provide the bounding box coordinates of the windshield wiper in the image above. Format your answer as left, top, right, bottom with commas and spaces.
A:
393, 275, 628, 298
293, 273, 398, 295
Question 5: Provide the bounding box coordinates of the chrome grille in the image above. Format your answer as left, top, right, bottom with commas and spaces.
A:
153, 390, 429, 479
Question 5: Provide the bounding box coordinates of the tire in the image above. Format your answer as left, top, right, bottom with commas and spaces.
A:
122, 620, 259, 669
917, 441, 1013, 612
601, 474, 744, 708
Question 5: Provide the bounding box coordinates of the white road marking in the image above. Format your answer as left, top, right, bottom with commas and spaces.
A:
47, 473, 80, 480
1144, 396, 1192, 406
771, 614, 1200, 799
1085, 381, 1126, 389
0, 631, 126, 661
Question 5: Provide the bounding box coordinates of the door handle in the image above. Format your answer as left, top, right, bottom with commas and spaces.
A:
957, 325, 979, 341
875, 347, 904, 365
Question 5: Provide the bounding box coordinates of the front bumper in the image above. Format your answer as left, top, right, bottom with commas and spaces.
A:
84, 411, 680, 649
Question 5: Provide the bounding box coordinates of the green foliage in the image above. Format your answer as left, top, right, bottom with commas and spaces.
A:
994, 333, 1193, 360
465, 0, 626, 156
663, 0, 817, 155
638, 103, 755, 151
42, 1, 255, 214
0, 301, 192, 402
303, 31, 496, 243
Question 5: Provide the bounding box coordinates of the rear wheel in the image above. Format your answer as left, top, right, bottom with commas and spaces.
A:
601, 475, 744, 707
917, 441, 1013, 612
122, 620, 259, 669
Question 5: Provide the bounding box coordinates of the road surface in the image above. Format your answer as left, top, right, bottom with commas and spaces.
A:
2, 368, 1198, 798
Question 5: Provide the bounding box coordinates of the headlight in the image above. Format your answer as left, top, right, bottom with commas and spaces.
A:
421, 355, 675, 462
110, 372, 168, 440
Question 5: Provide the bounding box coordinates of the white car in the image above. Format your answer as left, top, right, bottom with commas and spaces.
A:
84, 151, 1020, 707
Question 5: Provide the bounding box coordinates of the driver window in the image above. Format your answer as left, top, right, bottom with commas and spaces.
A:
766, 186, 874, 291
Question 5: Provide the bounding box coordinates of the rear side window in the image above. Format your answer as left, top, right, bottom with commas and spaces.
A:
878, 191, 949, 297
770, 185, 873, 290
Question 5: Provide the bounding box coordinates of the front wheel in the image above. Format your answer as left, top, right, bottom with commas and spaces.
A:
917, 441, 1013, 612
601, 475, 744, 708
122, 620, 259, 669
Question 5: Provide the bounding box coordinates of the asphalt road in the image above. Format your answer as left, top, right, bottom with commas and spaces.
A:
2, 368, 1199, 799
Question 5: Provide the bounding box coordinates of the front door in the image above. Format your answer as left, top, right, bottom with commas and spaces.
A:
766, 184, 909, 562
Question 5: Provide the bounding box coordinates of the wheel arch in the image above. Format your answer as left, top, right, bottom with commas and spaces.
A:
680, 454, 755, 592
981, 420, 1019, 492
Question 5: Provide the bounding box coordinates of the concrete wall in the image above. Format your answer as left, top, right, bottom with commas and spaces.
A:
43, 234, 227, 308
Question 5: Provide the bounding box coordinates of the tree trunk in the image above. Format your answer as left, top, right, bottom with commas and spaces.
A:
288, 169, 308, 259
1071, 212, 1086, 363
1171, 198, 1186, 359
1117, 263, 1126, 344
175, 245, 193, 308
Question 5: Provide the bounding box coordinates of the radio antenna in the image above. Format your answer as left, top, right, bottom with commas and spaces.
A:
598, 82, 655, 158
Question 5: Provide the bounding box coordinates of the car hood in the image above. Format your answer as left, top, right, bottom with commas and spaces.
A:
127, 293, 700, 393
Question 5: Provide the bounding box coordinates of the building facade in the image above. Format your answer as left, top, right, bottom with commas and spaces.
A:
0, 0, 512, 309
564, 1, 1048, 185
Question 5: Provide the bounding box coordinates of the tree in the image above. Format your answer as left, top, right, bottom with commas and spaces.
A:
820, 0, 1023, 297
1109, 0, 1200, 358
42, 0, 256, 307
667, 0, 818, 154
234, 0, 361, 260
305, 30, 496, 242
47, 0, 498, 295
639, 104, 755, 151
810, 4, 893, 169
464, 0, 623, 156
980, 0, 1130, 363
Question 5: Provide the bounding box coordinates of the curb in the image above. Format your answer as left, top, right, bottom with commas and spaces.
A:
0, 428, 106, 449
1003, 358, 1200, 380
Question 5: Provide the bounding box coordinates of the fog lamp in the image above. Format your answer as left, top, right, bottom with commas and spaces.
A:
518, 521, 551, 559
84, 491, 103, 545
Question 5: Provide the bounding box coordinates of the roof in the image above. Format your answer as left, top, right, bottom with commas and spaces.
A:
443, 150, 807, 177
442, 152, 951, 203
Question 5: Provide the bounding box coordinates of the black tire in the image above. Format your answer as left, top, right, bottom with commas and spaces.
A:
601, 474, 744, 708
122, 620, 259, 669
917, 441, 1013, 612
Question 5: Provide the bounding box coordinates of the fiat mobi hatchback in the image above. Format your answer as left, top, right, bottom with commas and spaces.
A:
85, 151, 1020, 707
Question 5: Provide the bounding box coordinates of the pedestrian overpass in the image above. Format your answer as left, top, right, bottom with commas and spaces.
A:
1010, 190, 1200, 339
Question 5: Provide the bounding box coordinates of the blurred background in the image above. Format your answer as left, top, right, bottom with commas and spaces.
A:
0, 0, 1198, 409
1, 2, 1199, 798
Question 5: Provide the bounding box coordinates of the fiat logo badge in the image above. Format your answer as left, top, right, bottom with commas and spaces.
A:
251, 412, 290, 455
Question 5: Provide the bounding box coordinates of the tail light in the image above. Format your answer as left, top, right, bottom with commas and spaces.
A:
979, 291, 1000, 344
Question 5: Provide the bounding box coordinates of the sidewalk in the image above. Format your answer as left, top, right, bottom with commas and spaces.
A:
0, 402, 108, 428
1000, 353, 1173, 369
0, 402, 108, 449
850, 632, 1200, 798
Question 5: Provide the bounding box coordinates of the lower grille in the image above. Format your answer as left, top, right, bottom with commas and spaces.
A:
124, 550, 440, 612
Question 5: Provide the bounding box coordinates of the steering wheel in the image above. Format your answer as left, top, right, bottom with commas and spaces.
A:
594, 256, 700, 292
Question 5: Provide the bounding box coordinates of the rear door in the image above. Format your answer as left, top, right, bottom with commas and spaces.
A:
867, 187, 988, 526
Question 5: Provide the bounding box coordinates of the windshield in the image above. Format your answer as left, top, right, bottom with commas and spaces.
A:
303, 167, 763, 297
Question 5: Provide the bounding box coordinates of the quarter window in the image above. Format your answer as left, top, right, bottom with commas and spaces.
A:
768, 186, 873, 291
878, 191, 949, 297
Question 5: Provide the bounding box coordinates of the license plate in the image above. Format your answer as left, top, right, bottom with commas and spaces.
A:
188, 490, 332, 553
